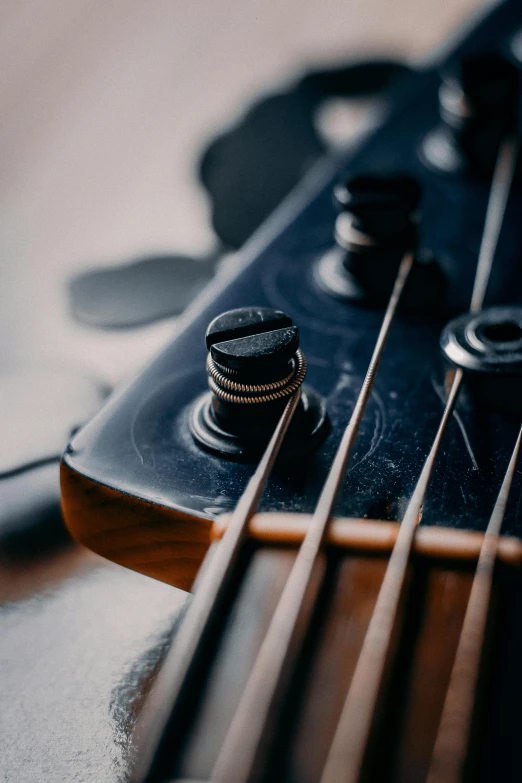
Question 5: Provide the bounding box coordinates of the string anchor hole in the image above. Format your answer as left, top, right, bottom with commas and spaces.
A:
480, 321, 522, 344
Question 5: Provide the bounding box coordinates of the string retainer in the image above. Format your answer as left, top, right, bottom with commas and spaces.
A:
190, 306, 328, 461
314, 172, 444, 306
441, 306, 522, 413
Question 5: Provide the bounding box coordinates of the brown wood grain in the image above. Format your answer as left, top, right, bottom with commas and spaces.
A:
389, 566, 474, 783
176, 546, 308, 779
214, 512, 522, 564
61, 470, 522, 593
60, 461, 212, 590
165, 550, 501, 783
287, 554, 389, 783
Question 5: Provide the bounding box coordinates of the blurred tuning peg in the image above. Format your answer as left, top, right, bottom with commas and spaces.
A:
421, 53, 520, 177
315, 172, 444, 307
201, 59, 411, 250
68, 59, 411, 331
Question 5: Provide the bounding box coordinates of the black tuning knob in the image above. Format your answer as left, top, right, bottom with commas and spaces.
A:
206, 307, 299, 378
315, 173, 444, 307
190, 307, 328, 460
333, 173, 420, 239
422, 53, 519, 176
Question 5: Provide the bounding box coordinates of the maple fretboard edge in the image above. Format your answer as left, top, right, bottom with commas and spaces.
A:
60, 461, 522, 593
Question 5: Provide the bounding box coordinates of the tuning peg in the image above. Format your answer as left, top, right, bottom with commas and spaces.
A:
315, 173, 444, 307
205, 307, 298, 377
332, 173, 420, 237
190, 307, 328, 461
421, 53, 519, 176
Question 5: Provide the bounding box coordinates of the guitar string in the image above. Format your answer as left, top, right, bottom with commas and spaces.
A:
169, 135, 509, 783
426, 423, 522, 783
470, 137, 518, 313
320, 134, 519, 783
320, 366, 463, 783
210, 251, 415, 783
130, 390, 301, 783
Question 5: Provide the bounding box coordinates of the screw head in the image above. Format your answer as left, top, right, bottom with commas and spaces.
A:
206, 307, 299, 374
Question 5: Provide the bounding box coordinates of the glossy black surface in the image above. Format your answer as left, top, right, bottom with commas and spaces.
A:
65, 0, 522, 538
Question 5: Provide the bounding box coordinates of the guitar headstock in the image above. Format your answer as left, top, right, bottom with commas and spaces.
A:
62, 0, 522, 594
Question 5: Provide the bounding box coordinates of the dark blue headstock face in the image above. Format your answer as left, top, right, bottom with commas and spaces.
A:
62, 0, 522, 569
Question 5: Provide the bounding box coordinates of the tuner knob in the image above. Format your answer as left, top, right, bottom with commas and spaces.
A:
421, 54, 519, 176
315, 173, 444, 307
332, 173, 420, 238
206, 307, 298, 378
441, 306, 522, 413
190, 307, 328, 460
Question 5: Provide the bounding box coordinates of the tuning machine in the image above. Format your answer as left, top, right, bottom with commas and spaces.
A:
441, 306, 522, 413
421, 53, 519, 177
190, 306, 328, 460
314, 173, 444, 307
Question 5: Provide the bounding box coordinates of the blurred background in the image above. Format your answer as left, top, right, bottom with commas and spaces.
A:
1, 0, 484, 383
0, 1, 487, 781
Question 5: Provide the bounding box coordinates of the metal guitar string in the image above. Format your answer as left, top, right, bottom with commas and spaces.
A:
209, 135, 517, 783
207, 355, 296, 390
210, 251, 415, 783
160, 138, 509, 783
320, 134, 519, 783
207, 349, 307, 404
129, 390, 302, 783
470, 137, 519, 313
427, 423, 522, 783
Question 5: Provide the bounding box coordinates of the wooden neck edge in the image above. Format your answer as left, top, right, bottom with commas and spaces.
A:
212, 513, 522, 566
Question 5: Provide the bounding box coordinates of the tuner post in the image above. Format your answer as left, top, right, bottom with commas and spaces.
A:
421, 53, 519, 177
190, 306, 328, 460
314, 173, 444, 307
